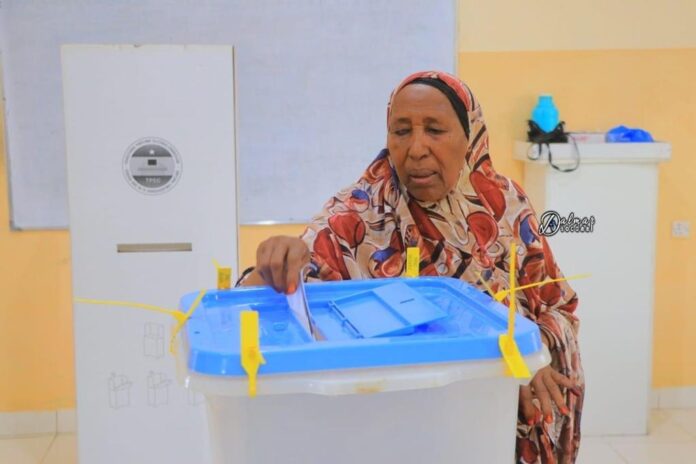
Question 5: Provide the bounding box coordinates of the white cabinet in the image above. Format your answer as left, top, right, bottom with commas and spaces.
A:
514, 141, 670, 436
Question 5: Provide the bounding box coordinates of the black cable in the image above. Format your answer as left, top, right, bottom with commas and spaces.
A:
526, 120, 580, 173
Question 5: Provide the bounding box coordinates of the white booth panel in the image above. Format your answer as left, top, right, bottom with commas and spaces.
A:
64, 45, 238, 464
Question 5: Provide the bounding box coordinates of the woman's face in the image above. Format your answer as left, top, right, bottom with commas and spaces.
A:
387, 83, 468, 202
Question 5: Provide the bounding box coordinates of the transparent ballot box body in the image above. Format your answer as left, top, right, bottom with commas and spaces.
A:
177, 277, 550, 464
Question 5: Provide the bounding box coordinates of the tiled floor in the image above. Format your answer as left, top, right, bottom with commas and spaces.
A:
0, 409, 694, 463
576, 409, 696, 464
0, 434, 75, 464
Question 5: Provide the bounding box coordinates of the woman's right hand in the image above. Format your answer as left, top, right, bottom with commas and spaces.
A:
244, 236, 311, 294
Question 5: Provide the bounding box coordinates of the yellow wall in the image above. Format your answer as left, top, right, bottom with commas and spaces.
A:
457, 0, 696, 52
0, 105, 75, 410
455, 0, 696, 389
458, 49, 696, 387
2, 1, 695, 412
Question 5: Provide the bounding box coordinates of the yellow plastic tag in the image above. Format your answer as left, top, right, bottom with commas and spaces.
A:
499, 333, 531, 378
405, 247, 420, 277
240, 310, 266, 397
499, 242, 531, 379
217, 267, 232, 290
213, 259, 233, 290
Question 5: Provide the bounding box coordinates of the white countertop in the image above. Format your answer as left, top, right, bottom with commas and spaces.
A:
514, 141, 671, 165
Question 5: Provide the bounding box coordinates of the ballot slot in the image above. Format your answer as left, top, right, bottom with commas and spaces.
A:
116, 242, 193, 253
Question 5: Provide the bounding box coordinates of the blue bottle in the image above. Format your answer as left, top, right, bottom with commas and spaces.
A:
532, 95, 559, 133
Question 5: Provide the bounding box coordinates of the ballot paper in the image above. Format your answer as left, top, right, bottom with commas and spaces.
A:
286, 271, 319, 340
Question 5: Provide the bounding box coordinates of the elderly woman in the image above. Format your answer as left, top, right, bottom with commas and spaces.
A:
240, 71, 584, 464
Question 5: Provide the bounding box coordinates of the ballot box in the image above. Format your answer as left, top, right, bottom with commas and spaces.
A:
177, 277, 550, 464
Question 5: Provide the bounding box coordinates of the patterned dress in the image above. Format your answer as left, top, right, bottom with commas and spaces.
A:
300, 71, 585, 463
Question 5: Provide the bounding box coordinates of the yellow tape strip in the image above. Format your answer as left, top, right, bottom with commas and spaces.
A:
508, 242, 517, 340
76, 289, 207, 356
499, 332, 531, 378
493, 274, 591, 302
74, 298, 185, 322
476, 273, 590, 303
478, 262, 589, 378
498, 242, 531, 379
240, 310, 266, 397
169, 289, 206, 355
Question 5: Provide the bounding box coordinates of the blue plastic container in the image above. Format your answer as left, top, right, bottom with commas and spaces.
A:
180, 277, 550, 464
532, 94, 560, 133
180, 277, 543, 377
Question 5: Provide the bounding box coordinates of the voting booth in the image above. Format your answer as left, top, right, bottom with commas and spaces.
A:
64, 45, 238, 464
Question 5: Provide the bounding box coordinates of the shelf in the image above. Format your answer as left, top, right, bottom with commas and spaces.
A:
514, 141, 671, 165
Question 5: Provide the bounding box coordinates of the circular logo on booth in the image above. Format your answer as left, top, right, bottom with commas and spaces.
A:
122, 137, 182, 195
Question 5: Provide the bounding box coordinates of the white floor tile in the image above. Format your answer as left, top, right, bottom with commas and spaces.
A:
42, 434, 77, 464
56, 411, 76, 434
660, 408, 696, 439
0, 412, 56, 437
577, 437, 627, 464
604, 410, 694, 446
611, 442, 696, 464
0, 435, 54, 464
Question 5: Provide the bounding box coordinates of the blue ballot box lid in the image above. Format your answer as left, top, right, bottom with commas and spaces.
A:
329, 282, 449, 338
180, 277, 543, 377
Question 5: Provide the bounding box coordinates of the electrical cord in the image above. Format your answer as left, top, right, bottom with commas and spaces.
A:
526, 120, 580, 173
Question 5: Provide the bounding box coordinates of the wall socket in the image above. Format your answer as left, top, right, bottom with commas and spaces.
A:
672, 221, 691, 238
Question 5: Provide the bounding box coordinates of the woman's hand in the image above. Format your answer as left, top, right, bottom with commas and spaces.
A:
243, 236, 311, 294
519, 366, 580, 425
